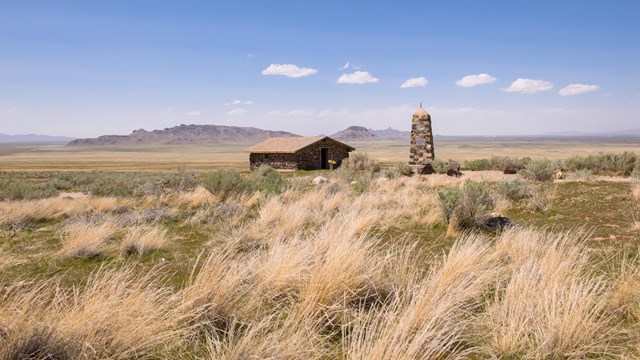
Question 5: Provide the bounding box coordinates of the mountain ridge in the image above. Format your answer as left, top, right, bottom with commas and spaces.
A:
67, 124, 300, 146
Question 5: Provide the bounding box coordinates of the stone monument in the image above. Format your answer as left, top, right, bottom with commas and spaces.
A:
408, 104, 435, 173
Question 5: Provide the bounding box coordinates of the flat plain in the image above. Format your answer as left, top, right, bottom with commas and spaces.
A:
1, 136, 639, 171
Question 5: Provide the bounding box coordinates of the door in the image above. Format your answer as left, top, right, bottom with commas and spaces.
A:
321, 148, 329, 170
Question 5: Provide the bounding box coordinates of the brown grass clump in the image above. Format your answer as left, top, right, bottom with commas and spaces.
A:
60, 218, 117, 258
180, 245, 254, 334
0, 267, 185, 359
632, 181, 640, 202
0, 196, 124, 227
120, 225, 170, 256
483, 228, 621, 358
345, 236, 498, 358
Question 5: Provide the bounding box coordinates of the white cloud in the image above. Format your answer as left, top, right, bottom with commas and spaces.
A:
502, 78, 553, 94
339, 62, 350, 70
226, 108, 248, 116
456, 73, 497, 87
261, 64, 318, 78
400, 76, 428, 88
185, 110, 201, 116
336, 71, 379, 85
225, 99, 254, 105
558, 83, 600, 96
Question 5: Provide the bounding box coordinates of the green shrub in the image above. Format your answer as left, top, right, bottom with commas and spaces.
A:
437, 180, 495, 228
340, 152, 380, 173
250, 165, 286, 195
431, 159, 449, 174
631, 157, 640, 179
437, 186, 463, 223
203, 168, 254, 199
562, 152, 637, 176
462, 156, 530, 171
494, 179, 529, 200
387, 162, 413, 178
0, 181, 58, 200
520, 159, 557, 182
567, 169, 595, 181
464, 159, 490, 171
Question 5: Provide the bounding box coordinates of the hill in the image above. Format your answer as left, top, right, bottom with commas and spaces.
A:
369, 127, 410, 139
0, 134, 74, 143
67, 124, 299, 146
331, 126, 378, 141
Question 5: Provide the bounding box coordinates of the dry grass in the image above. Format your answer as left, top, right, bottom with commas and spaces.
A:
1, 174, 639, 358
59, 218, 118, 258
0, 196, 124, 227
0, 267, 186, 359
120, 225, 170, 256
632, 181, 640, 202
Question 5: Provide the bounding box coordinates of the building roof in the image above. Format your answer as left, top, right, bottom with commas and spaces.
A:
244, 136, 355, 154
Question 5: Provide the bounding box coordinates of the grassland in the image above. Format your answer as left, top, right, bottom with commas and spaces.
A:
1, 142, 640, 358
1, 163, 640, 358
1, 136, 639, 171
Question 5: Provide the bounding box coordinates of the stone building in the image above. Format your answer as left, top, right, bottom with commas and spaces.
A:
245, 136, 355, 170
408, 106, 435, 172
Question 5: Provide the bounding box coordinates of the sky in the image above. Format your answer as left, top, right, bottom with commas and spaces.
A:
0, 0, 639, 137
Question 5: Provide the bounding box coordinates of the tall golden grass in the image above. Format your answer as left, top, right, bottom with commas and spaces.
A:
1, 176, 638, 358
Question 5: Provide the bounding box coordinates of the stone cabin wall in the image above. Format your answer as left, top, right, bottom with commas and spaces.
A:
249, 153, 297, 170
249, 139, 352, 170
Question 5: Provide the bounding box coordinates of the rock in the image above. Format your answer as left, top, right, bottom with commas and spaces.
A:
484, 212, 515, 229
503, 163, 524, 174
446, 163, 461, 177
377, 177, 388, 182
313, 176, 328, 185
419, 163, 435, 175
555, 170, 565, 180
350, 181, 358, 185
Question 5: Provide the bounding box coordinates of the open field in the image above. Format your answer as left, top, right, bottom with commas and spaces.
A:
1, 137, 639, 171
1, 163, 640, 358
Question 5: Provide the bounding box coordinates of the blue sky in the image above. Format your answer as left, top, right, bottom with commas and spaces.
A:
0, 0, 638, 137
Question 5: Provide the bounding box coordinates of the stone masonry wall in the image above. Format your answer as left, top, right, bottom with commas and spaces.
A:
409, 110, 435, 165
249, 153, 297, 170
295, 138, 351, 170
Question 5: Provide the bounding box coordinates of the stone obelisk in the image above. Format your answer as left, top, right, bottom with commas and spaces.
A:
408, 104, 435, 173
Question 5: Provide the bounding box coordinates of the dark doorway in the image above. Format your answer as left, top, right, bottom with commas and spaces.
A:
321, 148, 329, 169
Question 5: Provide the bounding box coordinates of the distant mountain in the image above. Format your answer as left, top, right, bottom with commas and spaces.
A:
67, 124, 299, 146
0, 134, 74, 143
369, 127, 410, 139
331, 126, 378, 141
542, 128, 640, 137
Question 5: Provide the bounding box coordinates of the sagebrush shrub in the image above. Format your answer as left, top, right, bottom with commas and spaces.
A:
520, 159, 557, 182
494, 179, 529, 200
203, 168, 254, 199
250, 165, 286, 195
340, 152, 380, 173
386, 163, 413, 179
437, 180, 495, 228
